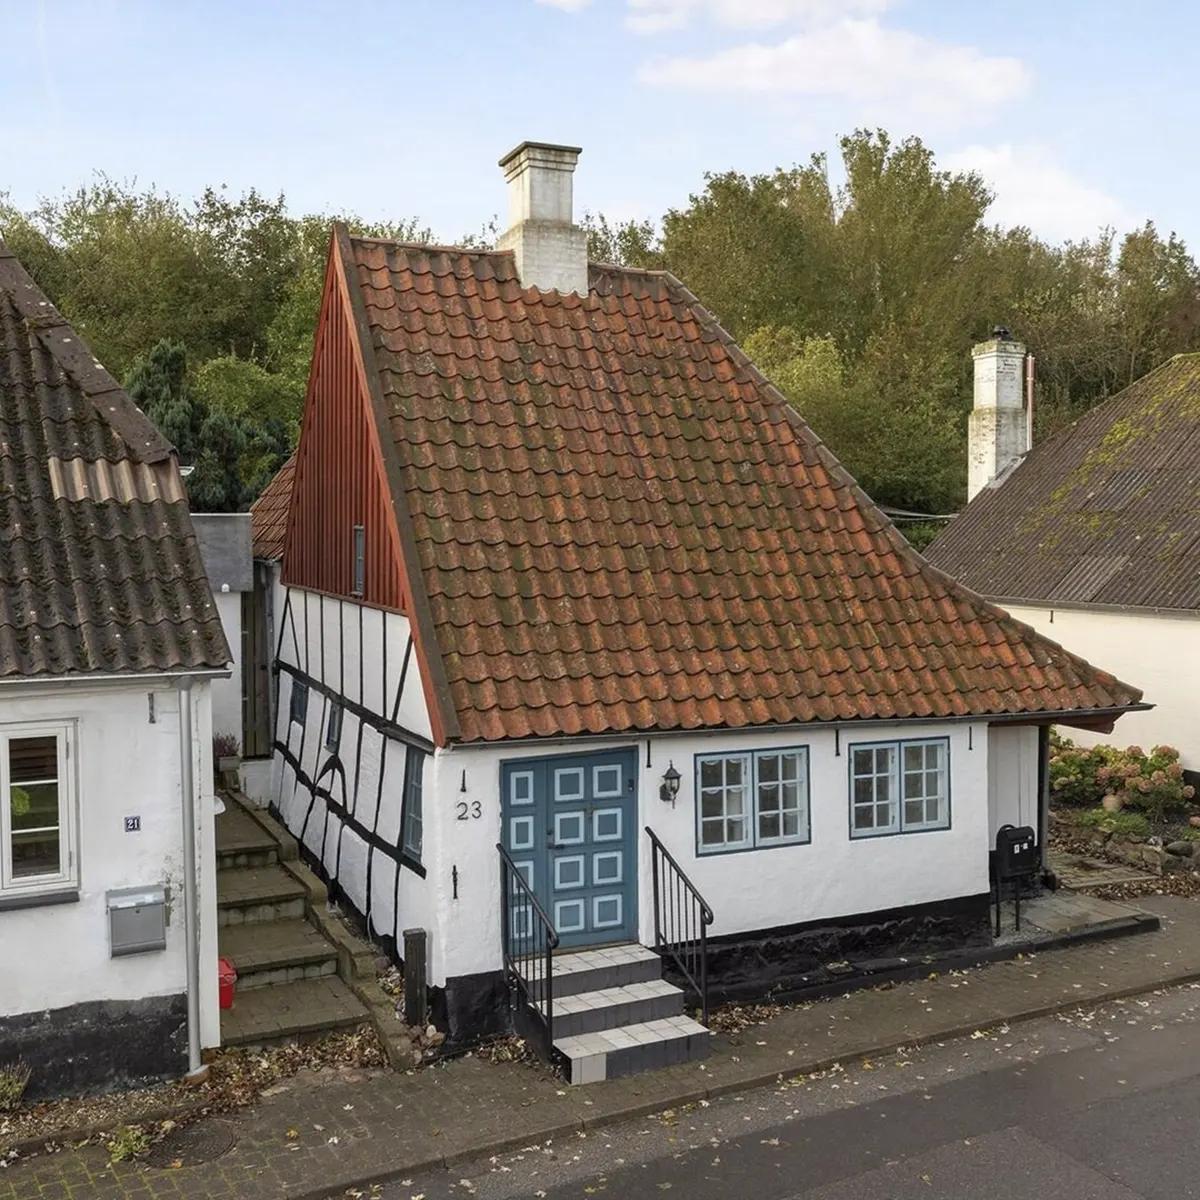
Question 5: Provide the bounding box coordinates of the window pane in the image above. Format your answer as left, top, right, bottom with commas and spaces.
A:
759, 754, 778, 783
700, 760, 722, 789
403, 748, 425, 860
854, 804, 875, 830
905, 799, 925, 826
782, 809, 799, 837
701, 790, 725, 819
854, 776, 874, 805
758, 782, 780, 814
701, 819, 724, 846
852, 748, 874, 776
726, 786, 747, 816
760, 813, 780, 840
10, 736, 57, 783
11, 782, 59, 831
726, 758, 744, 786
726, 817, 745, 843
12, 829, 60, 878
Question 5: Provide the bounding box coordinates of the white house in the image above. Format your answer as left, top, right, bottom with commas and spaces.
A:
0, 243, 230, 1098
260, 142, 1142, 1083
927, 337, 1198, 771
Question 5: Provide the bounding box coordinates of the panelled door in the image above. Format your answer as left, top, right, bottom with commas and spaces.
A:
501, 747, 638, 949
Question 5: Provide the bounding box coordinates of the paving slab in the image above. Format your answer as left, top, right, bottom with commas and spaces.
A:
6, 895, 1200, 1200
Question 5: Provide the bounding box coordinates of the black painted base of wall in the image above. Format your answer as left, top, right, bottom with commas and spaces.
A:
0, 993, 187, 1101
686, 893, 994, 1007
430, 971, 510, 1049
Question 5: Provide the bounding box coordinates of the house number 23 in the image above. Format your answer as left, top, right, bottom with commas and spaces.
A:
456, 800, 482, 820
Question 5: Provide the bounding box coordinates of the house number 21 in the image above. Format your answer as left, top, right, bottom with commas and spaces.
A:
456, 800, 482, 820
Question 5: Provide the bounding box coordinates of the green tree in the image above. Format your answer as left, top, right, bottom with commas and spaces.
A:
125, 339, 204, 458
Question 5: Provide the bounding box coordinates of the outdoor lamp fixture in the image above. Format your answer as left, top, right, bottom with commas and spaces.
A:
660, 761, 681, 806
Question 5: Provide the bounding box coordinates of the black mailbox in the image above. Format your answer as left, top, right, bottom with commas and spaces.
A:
994, 823, 1038, 934
995, 824, 1038, 880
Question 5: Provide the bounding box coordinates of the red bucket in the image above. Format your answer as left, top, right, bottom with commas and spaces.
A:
218, 956, 238, 1010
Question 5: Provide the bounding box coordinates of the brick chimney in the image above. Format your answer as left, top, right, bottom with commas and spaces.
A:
968, 328, 1031, 502
497, 141, 588, 295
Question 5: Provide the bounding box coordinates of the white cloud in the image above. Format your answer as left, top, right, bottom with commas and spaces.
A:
534, 0, 593, 10
625, 0, 888, 33
638, 18, 1029, 119
943, 144, 1132, 242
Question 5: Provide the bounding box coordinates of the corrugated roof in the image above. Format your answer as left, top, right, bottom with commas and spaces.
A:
250, 453, 295, 561
927, 355, 1200, 609
341, 236, 1141, 743
0, 243, 230, 679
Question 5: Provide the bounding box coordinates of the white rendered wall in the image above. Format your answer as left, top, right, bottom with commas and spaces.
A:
427, 720, 991, 987
1005, 604, 1198, 769
0, 678, 220, 1049
271, 586, 433, 957
210, 590, 243, 746
987, 725, 1039, 838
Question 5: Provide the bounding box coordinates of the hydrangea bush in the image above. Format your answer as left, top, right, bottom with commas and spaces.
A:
1051, 734, 1196, 823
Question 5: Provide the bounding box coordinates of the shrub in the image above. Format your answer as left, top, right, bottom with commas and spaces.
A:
1050, 736, 1195, 822
1076, 808, 1151, 839
0, 1061, 30, 1111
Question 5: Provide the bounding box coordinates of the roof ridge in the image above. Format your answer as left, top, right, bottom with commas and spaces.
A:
0, 240, 174, 464
347, 233, 514, 259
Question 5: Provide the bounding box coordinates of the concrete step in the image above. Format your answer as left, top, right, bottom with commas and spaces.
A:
540, 978, 684, 1039
529, 944, 664, 998
217, 864, 306, 926
215, 804, 279, 870
220, 976, 369, 1047
555, 1015, 710, 1085
218, 918, 337, 989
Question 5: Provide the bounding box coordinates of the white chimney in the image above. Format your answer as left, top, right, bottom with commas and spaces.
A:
497, 141, 588, 295
967, 328, 1030, 502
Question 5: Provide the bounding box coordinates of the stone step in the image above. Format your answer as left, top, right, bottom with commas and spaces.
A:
215, 804, 280, 870
220, 976, 369, 1047
217, 864, 307, 926
555, 1015, 711, 1085
528, 944, 664, 998
539, 978, 684, 1039
218, 918, 337, 989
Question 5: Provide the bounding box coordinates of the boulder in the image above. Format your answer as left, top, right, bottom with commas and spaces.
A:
1166, 840, 1193, 857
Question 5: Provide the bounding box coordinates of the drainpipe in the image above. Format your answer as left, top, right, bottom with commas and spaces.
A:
177, 677, 204, 1078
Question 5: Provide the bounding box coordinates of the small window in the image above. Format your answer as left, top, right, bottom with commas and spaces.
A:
850, 739, 949, 838
698, 748, 811, 854
325, 702, 343, 751
402, 747, 426, 862
290, 680, 309, 726
352, 525, 366, 596
1, 724, 76, 898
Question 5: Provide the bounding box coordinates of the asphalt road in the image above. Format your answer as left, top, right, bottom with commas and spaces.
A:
378, 983, 1200, 1200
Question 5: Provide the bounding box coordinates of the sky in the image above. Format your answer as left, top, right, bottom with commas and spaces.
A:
2, 0, 1199, 248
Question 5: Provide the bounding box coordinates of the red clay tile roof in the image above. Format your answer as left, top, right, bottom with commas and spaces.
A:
0, 243, 230, 678
345, 235, 1142, 743
251, 453, 295, 560
926, 354, 1200, 610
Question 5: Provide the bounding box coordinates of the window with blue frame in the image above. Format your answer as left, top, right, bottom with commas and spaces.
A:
697, 748, 809, 854
402, 747, 426, 862
850, 738, 949, 837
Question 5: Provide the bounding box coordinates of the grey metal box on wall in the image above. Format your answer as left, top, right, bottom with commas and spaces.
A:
107, 885, 167, 956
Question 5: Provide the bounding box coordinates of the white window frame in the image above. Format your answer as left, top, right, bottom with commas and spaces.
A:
850, 738, 949, 839
402, 747, 426, 863
1, 721, 78, 899
696, 747, 810, 855
351, 525, 366, 597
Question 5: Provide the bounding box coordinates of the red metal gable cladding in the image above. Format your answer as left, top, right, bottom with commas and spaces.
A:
340, 235, 1142, 744
283, 247, 407, 612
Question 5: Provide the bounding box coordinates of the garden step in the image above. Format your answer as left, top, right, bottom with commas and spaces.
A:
220, 976, 368, 1047
527, 944, 664, 998
215, 803, 279, 870
217, 865, 306, 926
218, 918, 337, 989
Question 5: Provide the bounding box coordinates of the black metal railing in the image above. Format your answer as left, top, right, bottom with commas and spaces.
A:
498, 843, 559, 1053
647, 826, 714, 1023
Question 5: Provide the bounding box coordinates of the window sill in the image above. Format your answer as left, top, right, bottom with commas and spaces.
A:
0, 887, 80, 912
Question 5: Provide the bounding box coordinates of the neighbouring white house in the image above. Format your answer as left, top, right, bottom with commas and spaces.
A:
0, 242, 230, 1098
258, 141, 1144, 1082
927, 335, 1200, 772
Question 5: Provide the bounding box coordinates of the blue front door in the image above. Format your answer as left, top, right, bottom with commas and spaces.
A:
501, 747, 638, 949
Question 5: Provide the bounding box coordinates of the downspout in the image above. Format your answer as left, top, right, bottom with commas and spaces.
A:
176, 677, 204, 1078
1037, 725, 1051, 879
